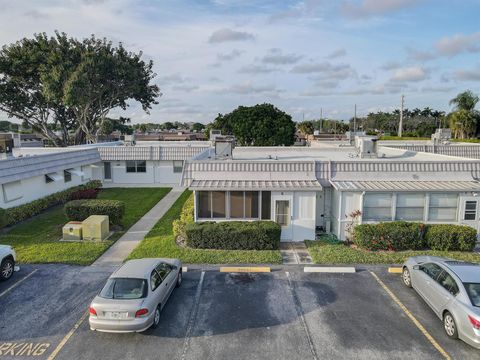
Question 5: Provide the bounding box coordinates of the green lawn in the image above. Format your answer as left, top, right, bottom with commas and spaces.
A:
0, 187, 171, 265
128, 190, 283, 264
306, 236, 480, 265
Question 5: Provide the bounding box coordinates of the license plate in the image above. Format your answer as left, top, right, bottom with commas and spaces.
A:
105, 311, 128, 320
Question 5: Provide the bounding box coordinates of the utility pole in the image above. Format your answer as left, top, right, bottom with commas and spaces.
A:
354, 104, 357, 133
398, 94, 404, 137
320, 108, 323, 132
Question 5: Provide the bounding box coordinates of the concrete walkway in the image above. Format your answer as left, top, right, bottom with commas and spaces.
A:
280, 242, 313, 264
91, 187, 185, 267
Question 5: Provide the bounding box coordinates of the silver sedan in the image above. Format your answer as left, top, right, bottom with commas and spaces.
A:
402, 256, 480, 349
89, 258, 182, 333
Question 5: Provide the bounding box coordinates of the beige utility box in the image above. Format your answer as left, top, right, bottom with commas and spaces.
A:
62, 221, 83, 241
82, 215, 109, 241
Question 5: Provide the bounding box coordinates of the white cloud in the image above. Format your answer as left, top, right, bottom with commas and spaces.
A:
454, 67, 480, 81
221, 81, 281, 95
342, 0, 423, 18
217, 49, 244, 61
262, 48, 302, 65
406, 47, 436, 61
238, 64, 278, 74
390, 66, 427, 82
326, 48, 347, 59
208, 28, 255, 43
435, 32, 480, 57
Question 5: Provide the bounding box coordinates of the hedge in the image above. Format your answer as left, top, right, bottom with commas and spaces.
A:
185, 221, 281, 250
353, 222, 425, 251
64, 199, 125, 225
425, 224, 477, 251
172, 193, 194, 239
353, 221, 477, 252
2, 180, 102, 228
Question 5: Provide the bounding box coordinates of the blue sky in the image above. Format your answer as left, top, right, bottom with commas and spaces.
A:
0, 0, 479, 123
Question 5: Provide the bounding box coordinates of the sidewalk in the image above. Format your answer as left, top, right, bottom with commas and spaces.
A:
91, 187, 185, 267
280, 242, 313, 264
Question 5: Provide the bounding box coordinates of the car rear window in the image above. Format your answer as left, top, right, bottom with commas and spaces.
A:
464, 283, 480, 307
100, 278, 148, 299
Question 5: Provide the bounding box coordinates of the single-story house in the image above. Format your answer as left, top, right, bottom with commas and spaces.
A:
181, 139, 480, 241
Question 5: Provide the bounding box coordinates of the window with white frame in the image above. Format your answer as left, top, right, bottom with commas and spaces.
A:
229, 191, 259, 219
428, 193, 458, 221
197, 191, 226, 218
173, 161, 183, 173
363, 193, 392, 221
126, 160, 146, 173
396, 193, 425, 221
464, 201, 477, 221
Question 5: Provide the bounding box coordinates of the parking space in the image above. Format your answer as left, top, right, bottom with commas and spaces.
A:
0, 264, 111, 359
1, 265, 479, 359
375, 269, 480, 360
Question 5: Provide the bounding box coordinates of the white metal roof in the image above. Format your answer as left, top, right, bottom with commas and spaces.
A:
98, 146, 209, 161
189, 179, 322, 191
0, 149, 101, 185
331, 180, 480, 192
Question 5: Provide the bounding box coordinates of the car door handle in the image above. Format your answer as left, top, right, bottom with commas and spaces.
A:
165, 283, 168, 286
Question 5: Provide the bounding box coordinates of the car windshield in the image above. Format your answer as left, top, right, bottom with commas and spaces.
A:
99, 278, 147, 299
464, 283, 480, 307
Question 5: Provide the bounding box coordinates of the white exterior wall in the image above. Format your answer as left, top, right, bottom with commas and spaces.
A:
0, 165, 93, 209
99, 160, 182, 185
333, 190, 480, 240
154, 161, 183, 184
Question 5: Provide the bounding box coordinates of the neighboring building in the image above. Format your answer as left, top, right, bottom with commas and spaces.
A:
0, 148, 100, 208
181, 138, 480, 241
94, 143, 209, 186
135, 131, 207, 142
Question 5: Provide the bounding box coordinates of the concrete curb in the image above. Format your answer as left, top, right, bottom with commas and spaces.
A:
304, 266, 356, 273
219, 266, 271, 273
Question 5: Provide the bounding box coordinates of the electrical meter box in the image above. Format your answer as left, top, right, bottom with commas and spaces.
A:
62, 221, 83, 241
82, 215, 109, 241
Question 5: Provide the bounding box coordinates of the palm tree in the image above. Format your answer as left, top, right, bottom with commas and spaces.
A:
449, 90, 479, 111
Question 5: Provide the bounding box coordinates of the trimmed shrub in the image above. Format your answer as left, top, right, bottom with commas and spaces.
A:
64, 199, 125, 225
353, 221, 426, 251
172, 193, 194, 239
3, 180, 102, 227
185, 221, 281, 250
425, 224, 477, 251
0, 208, 6, 229
69, 188, 99, 200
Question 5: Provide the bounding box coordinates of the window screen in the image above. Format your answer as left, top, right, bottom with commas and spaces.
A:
245, 191, 259, 218
173, 161, 183, 173
363, 193, 392, 221
428, 193, 458, 221
261, 191, 271, 220
197, 191, 211, 218
230, 191, 244, 218
64, 169, 72, 183
211, 191, 226, 218
396, 193, 425, 221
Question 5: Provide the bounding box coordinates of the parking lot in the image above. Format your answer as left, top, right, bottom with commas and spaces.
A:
0, 264, 479, 360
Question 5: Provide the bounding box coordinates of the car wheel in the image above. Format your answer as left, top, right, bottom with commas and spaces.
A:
402, 267, 412, 288
176, 270, 182, 288
443, 312, 458, 339
151, 306, 161, 329
0, 258, 14, 281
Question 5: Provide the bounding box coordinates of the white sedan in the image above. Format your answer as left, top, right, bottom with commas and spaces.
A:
0, 245, 16, 281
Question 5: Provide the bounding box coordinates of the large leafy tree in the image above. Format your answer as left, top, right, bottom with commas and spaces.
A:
0, 32, 160, 145
212, 103, 296, 146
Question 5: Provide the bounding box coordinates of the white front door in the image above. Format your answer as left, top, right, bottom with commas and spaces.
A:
460, 197, 480, 232
272, 194, 293, 241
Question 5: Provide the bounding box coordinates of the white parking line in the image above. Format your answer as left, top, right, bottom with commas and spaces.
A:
0, 269, 38, 298
180, 271, 205, 360
285, 271, 318, 360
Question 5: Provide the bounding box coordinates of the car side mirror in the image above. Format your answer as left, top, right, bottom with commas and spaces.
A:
413, 265, 420, 270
